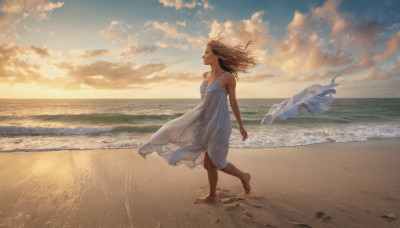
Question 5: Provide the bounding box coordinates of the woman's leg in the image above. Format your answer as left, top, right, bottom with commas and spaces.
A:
206, 163, 218, 197
221, 162, 251, 194
194, 152, 218, 204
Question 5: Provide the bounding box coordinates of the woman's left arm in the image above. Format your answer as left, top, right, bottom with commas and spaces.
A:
226, 74, 248, 141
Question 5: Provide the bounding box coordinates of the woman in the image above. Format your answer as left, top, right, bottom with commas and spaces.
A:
138, 37, 257, 204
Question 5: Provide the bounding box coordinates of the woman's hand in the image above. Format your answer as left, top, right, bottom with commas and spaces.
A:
240, 127, 248, 141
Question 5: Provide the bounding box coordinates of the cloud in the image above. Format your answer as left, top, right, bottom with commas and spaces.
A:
209, 10, 269, 50
201, 0, 213, 10
176, 20, 186, 27
204, 0, 398, 84
0, 0, 64, 42
0, 41, 203, 90
0, 44, 46, 83
207, 9, 349, 80
158, 0, 213, 10
100, 21, 121, 40
263, 0, 398, 82
100, 20, 136, 45
65, 61, 165, 89
119, 45, 157, 58
4, 58, 174, 91
80, 49, 109, 58
29, 45, 51, 57
62, 61, 202, 89
158, 0, 196, 9
373, 31, 400, 62
0, 13, 174, 91
263, 4, 356, 77
239, 72, 275, 82
99, 20, 160, 59
0, 43, 166, 90
311, 0, 348, 35
356, 56, 400, 81
1, 0, 64, 17
155, 41, 189, 50
355, 66, 381, 81
2, 0, 398, 97
145, 20, 207, 49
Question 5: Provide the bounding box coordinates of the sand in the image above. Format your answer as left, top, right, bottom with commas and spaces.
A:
0, 138, 399, 228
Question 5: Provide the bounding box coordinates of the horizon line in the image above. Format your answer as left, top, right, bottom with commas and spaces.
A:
1, 97, 399, 100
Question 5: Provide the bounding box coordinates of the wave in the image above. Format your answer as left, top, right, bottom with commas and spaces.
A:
1, 122, 399, 153
239, 117, 351, 127
240, 111, 259, 115
0, 126, 110, 136
111, 125, 161, 133
0, 125, 162, 136
230, 123, 400, 148
0, 116, 11, 121
27, 113, 184, 124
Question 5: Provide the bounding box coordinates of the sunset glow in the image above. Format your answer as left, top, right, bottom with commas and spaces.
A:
0, 0, 399, 98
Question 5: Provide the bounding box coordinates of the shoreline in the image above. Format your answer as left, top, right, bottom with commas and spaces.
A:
2, 137, 399, 153
0, 138, 399, 227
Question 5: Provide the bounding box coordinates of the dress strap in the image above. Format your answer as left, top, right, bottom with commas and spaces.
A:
217, 72, 230, 83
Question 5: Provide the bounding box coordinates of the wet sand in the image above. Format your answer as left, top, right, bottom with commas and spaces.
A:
0, 138, 399, 227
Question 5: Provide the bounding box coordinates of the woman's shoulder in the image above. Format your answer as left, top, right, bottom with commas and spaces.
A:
223, 72, 235, 81
221, 72, 235, 88
202, 71, 209, 79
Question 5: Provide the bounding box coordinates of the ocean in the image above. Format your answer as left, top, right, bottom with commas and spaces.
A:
0, 98, 399, 152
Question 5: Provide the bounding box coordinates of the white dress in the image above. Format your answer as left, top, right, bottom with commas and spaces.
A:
261, 74, 342, 124
138, 72, 232, 169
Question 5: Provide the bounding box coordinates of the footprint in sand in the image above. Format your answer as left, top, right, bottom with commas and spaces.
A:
315, 211, 331, 222
382, 196, 399, 202
221, 196, 244, 204
291, 222, 312, 228
380, 214, 397, 221
216, 188, 265, 221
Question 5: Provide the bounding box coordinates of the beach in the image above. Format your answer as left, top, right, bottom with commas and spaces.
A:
0, 138, 399, 228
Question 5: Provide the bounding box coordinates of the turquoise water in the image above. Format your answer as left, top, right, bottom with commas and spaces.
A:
0, 98, 399, 152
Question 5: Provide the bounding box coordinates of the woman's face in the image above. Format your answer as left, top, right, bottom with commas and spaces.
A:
202, 45, 218, 65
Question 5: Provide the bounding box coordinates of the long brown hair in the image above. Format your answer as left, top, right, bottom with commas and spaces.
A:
207, 37, 257, 80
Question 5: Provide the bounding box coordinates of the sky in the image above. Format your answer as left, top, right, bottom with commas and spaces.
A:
0, 0, 399, 99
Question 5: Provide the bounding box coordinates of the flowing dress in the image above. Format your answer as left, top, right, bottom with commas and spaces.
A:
138, 72, 232, 170
260, 74, 342, 124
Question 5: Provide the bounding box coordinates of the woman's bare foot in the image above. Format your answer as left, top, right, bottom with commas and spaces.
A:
193, 194, 216, 204
241, 173, 251, 194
